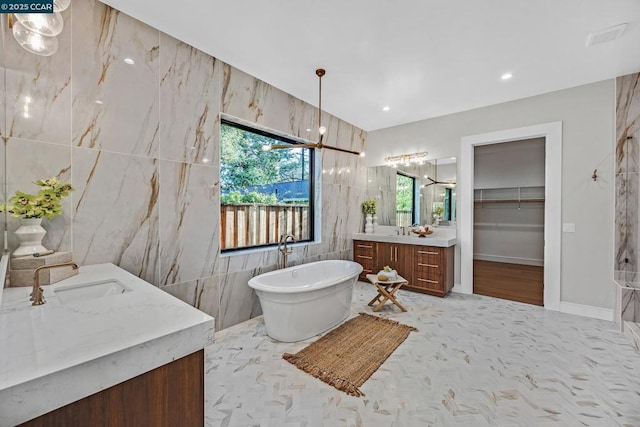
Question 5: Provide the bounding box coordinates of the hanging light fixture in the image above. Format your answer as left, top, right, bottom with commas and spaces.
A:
263, 68, 365, 157
384, 152, 429, 167
8, 1, 69, 57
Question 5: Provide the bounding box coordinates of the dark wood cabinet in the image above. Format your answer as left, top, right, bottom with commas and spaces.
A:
354, 240, 376, 281
377, 242, 412, 282
353, 240, 455, 297
20, 350, 204, 427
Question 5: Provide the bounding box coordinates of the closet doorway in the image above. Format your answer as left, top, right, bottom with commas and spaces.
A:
459, 122, 562, 311
472, 139, 545, 305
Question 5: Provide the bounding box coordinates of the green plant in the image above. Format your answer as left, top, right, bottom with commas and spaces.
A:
1, 177, 73, 219
362, 199, 376, 215
383, 265, 393, 272
432, 206, 444, 217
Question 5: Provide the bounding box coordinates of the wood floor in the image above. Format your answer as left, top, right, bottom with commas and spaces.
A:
473, 260, 543, 306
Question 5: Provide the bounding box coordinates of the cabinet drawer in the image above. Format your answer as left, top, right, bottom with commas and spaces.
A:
415, 246, 443, 258
414, 274, 442, 292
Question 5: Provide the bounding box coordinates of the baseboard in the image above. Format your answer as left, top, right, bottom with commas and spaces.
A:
559, 301, 614, 321
474, 254, 544, 267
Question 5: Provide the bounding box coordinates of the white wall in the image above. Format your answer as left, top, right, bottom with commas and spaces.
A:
368, 80, 615, 310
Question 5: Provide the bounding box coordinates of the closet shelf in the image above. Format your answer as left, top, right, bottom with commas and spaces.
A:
473, 198, 545, 204
473, 186, 545, 207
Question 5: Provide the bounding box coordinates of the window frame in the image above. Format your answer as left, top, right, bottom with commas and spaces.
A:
220, 118, 315, 254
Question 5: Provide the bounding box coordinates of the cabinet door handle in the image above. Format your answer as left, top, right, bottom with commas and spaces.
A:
418, 263, 439, 268
394, 247, 398, 261
357, 255, 372, 260
417, 250, 439, 255
390, 247, 393, 260
357, 244, 373, 249
417, 278, 439, 284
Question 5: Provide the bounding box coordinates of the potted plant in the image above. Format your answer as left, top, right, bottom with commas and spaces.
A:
1, 177, 73, 257
432, 205, 444, 226
362, 199, 376, 233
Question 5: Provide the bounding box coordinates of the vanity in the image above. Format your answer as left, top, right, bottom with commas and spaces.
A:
353, 227, 456, 297
0, 263, 215, 426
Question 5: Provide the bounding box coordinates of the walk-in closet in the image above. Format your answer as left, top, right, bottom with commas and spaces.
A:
473, 138, 545, 305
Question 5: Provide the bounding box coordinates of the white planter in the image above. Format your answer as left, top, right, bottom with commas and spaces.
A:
364, 214, 374, 233
13, 218, 48, 258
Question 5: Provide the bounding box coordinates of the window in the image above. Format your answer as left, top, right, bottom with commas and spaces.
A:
220, 119, 314, 252
396, 173, 415, 227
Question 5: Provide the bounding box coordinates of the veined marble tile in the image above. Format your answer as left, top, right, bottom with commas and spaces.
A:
216, 246, 279, 276
218, 269, 261, 330
4, 9, 71, 146
72, 147, 159, 284
197, 276, 221, 325
222, 64, 328, 143
159, 33, 221, 164
321, 183, 367, 244
616, 172, 638, 272
160, 275, 221, 327
72, 0, 159, 157
5, 138, 71, 253
624, 321, 640, 351
159, 160, 218, 286
621, 287, 640, 324
206, 281, 640, 426
616, 73, 640, 174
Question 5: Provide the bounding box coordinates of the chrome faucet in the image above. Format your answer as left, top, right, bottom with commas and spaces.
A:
400, 226, 406, 235
278, 234, 296, 269
31, 262, 79, 306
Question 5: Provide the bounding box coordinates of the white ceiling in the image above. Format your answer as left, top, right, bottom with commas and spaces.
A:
101, 0, 640, 132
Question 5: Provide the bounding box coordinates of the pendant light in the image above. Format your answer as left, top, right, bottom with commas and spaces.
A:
263, 68, 365, 157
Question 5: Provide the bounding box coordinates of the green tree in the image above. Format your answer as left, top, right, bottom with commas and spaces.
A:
220, 124, 310, 197
396, 174, 414, 211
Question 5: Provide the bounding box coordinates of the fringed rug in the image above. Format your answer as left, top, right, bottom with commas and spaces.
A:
283, 313, 417, 397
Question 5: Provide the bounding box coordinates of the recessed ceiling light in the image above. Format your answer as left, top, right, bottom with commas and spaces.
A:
124, 58, 135, 65
306, 128, 311, 132
95, 100, 104, 105
202, 158, 210, 163
382, 106, 390, 111
501, 73, 513, 80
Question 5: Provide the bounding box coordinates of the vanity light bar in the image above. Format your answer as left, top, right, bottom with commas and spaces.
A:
384, 152, 429, 167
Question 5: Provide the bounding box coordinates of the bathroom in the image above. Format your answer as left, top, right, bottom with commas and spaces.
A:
1, 0, 640, 425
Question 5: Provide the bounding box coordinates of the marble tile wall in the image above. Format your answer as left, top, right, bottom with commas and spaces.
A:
615, 73, 640, 334
1, 0, 367, 329
615, 73, 640, 281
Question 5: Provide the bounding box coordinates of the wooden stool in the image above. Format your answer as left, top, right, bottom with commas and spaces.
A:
365, 274, 408, 312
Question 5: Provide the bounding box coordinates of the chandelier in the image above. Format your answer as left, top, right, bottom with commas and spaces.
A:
9, 0, 70, 56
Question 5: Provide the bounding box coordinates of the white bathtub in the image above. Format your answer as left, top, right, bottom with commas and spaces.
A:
248, 260, 363, 342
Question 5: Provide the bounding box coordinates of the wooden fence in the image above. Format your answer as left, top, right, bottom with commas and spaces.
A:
396, 210, 413, 227
221, 203, 309, 250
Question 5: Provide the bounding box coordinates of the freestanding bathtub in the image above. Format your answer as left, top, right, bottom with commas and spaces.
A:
248, 260, 363, 342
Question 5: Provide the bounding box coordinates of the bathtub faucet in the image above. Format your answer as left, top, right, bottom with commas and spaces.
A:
278, 234, 296, 269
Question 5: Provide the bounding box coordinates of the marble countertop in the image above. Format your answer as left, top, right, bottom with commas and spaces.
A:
353, 226, 457, 247
0, 263, 215, 426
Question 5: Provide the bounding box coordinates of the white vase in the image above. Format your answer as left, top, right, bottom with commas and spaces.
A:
372, 215, 378, 233
13, 218, 48, 258
365, 214, 374, 233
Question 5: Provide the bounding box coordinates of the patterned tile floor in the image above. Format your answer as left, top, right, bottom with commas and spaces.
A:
205, 282, 640, 427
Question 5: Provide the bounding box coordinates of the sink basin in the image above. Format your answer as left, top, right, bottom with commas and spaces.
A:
54, 279, 131, 305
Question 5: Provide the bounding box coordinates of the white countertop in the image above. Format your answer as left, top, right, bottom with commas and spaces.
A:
353, 226, 457, 247
0, 263, 215, 426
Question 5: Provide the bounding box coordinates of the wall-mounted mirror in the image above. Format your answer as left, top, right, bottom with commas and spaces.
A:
366, 157, 456, 227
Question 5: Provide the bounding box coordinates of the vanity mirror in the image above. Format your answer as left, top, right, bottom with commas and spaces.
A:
366, 157, 456, 227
